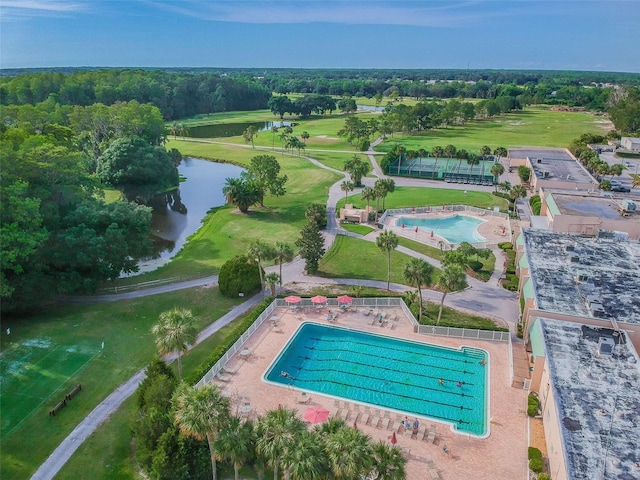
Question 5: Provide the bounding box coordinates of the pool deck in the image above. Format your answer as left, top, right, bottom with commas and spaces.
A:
211, 306, 529, 480
386, 210, 511, 247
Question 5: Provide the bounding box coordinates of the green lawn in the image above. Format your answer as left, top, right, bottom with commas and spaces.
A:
0, 287, 243, 480
318, 234, 441, 285
420, 303, 508, 330
341, 223, 375, 235
375, 106, 610, 154
338, 186, 508, 212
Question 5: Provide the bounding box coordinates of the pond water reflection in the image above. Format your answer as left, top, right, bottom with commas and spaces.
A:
130, 158, 244, 275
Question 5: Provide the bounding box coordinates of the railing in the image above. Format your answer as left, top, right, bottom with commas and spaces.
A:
415, 325, 510, 342
97, 272, 213, 294
196, 297, 418, 388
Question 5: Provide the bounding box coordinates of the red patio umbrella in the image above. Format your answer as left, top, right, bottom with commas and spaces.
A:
337, 295, 353, 304
311, 295, 328, 304
390, 431, 397, 445
430, 231, 434, 238
304, 406, 330, 424
284, 295, 302, 304
415, 226, 419, 233
353, 420, 358, 429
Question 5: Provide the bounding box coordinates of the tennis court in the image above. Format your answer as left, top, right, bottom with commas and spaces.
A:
0, 337, 99, 439
389, 156, 497, 184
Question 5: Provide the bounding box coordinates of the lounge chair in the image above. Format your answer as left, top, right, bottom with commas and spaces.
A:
295, 395, 311, 404
217, 372, 231, 382
380, 418, 390, 429
222, 365, 239, 374
360, 413, 370, 426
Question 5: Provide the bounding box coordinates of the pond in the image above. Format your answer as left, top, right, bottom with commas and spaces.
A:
186, 121, 294, 138
130, 158, 244, 275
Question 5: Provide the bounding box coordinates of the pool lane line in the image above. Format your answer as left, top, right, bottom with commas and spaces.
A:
291, 377, 474, 426
301, 346, 479, 376
297, 365, 475, 400
296, 354, 477, 387
306, 336, 486, 365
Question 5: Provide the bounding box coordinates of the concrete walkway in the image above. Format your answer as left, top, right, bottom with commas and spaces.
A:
34, 142, 519, 480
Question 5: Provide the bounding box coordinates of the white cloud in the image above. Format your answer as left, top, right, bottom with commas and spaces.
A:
1, 0, 88, 21
149, 0, 533, 28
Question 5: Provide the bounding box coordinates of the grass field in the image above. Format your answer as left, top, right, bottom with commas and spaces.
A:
318, 234, 441, 285
0, 287, 243, 480
375, 106, 611, 154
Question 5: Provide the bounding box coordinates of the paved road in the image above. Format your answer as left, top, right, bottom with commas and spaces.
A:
33, 140, 518, 480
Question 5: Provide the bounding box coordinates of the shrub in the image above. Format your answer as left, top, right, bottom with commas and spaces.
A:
518, 165, 532, 183
358, 138, 370, 152
517, 322, 524, 339
218, 255, 261, 298
528, 447, 544, 473
528, 393, 540, 417
529, 195, 541, 215
468, 260, 483, 272
537, 474, 551, 480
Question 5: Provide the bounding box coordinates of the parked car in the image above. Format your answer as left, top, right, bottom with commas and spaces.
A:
611, 185, 631, 193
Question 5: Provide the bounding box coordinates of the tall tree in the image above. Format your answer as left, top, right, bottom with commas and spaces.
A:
376, 229, 399, 290
151, 308, 198, 379
274, 241, 295, 286
246, 155, 288, 207
360, 186, 376, 214
436, 265, 467, 325
281, 430, 327, 480
490, 163, 505, 192
295, 220, 325, 275
247, 239, 275, 297
403, 258, 434, 321
510, 184, 527, 213
324, 425, 374, 479
480, 145, 492, 159
343, 155, 371, 187
340, 180, 355, 203
371, 441, 407, 480
264, 272, 280, 297
256, 406, 306, 480
243, 125, 258, 148
173, 383, 231, 480
222, 177, 260, 213
493, 146, 508, 161
214, 417, 255, 480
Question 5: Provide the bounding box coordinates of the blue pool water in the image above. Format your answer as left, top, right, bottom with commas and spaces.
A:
397, 215, 485, 244
264, 323, 488, 436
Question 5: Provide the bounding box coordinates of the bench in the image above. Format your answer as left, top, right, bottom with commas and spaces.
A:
65, 383, 82, 401
49, 399, 67, 416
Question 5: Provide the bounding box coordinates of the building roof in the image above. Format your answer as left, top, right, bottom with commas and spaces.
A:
538, 318, 640, 480
550, 191, 638, 221
510, 148, 596, 185
522, 228, 640, 325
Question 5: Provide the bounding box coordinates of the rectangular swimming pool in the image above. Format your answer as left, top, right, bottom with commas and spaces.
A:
264, 323, 489, 436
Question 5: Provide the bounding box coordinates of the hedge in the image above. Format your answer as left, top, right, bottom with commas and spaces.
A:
528, 447, 544, 473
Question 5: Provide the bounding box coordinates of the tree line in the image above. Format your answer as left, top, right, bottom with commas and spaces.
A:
0, 69, 272, 120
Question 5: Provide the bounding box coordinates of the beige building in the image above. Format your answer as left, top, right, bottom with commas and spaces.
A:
508, 148, 597, 191
537, 188, 640, 240
516, 229, 640, 479
339, 204, 373, 223
620, 136, 640, 152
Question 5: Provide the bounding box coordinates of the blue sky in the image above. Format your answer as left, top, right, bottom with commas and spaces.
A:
1, 1, 639, 72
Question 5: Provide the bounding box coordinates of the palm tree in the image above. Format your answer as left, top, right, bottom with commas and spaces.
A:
361, 186, 376, 215
497, 180, 512, 195
340, 180, 355, 204
490, 163, 505, 192
480, 145, 492, 160
281, 430, 327, 480
223, 177, 242, 204
444, 144, 457, 159
403, 258, 434, 321
247, 240, 275, 297
214, 417, 255, 480
173, 383, 231, 480
271, 126, 279, 150
324, 425, 374, 479
256, 406, 306, 480
493, 146, 508, 161
436, 265, 467, 325
151, 308, 198, 379
431, 145, 444, 158
274, 242, 295, 286
510, 184, 527, 213
371, 441, 407, 480
343, 155, 371, 187
300, 131, 310, 144
376, 229, 399, 290
375, 178, 396, 210
243, 125, 258, 148
264, 272, 280, 297
632, 174, 640, 189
